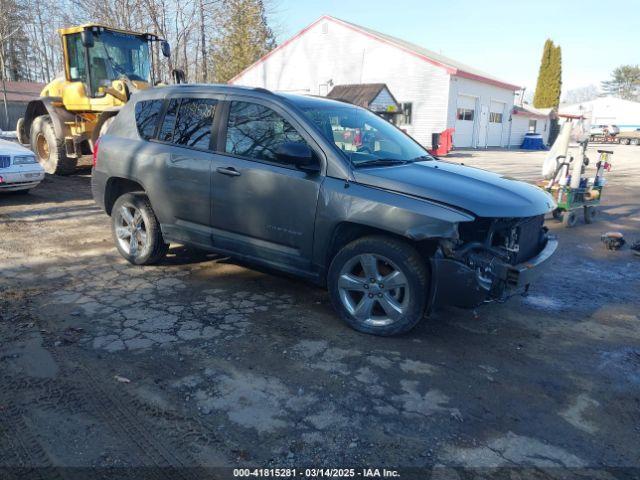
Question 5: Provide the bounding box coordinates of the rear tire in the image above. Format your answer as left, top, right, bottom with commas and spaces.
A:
631, 138, 640, 146
29, 115, 77, 175
584, 206, 598, 224
327, 235, 429, 336
111, 193, 169, 265
619, 137, 630, 145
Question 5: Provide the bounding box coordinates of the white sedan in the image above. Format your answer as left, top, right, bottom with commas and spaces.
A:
0, 139, 44, 193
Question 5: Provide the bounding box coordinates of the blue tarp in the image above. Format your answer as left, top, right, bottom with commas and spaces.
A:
521, 133, 546, 150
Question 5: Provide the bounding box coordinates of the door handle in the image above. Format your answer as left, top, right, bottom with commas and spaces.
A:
216, 166, 241, 177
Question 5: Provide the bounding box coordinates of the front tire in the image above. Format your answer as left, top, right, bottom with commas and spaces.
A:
111, 193, 169, 265
327, 236, 429, 336
29, 115, 77, 175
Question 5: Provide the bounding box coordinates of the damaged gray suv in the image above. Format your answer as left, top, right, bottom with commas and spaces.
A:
92, 85, 558, 336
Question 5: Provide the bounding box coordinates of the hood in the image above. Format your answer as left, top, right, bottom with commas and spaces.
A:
0, 139, 33, 156
353, 160, 555, 218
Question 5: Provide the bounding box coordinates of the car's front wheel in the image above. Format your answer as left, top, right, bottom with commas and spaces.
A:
111, 193, 169, 265
328, 236, 429, 336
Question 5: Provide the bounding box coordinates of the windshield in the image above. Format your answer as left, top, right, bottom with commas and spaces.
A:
299, 103, 432, 166
88, 31, 151, 95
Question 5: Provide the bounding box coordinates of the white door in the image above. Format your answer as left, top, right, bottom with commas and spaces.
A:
454, 95, 476, 147
477, 105, 489, 147
487, 100, 506, 146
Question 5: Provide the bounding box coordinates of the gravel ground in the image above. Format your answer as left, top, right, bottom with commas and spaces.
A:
0, 144, 639, 478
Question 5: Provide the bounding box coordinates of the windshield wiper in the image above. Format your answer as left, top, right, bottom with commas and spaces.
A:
411, 154, 434, 162
354, 158, 411, 168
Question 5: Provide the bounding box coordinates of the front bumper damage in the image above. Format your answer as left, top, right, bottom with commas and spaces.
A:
430, 235, 558, 310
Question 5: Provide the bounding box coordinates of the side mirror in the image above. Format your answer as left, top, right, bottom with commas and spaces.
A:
276, 142, 319, 171
161, 41, 171, 58
81, 30, 94, 48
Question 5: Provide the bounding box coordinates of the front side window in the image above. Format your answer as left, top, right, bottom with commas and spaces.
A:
173, 98, 217, 149
225, 101, 307, 164
66, 34, 87, 82
300, 103, 430, 167
134, 100, 163, 140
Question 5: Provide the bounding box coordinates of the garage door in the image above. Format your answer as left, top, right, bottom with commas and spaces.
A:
487, 100, 506, 146
454, 95, 476, 148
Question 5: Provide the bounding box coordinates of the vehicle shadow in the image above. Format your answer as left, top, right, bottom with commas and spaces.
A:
160, 245, 225, 266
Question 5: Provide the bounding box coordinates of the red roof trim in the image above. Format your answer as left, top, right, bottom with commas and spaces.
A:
230, 15, 521, 91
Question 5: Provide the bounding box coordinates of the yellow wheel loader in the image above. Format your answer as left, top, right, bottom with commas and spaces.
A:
17, 24, 176, 175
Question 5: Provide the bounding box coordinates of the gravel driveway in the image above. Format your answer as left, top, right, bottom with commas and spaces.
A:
1, 145, 639, 478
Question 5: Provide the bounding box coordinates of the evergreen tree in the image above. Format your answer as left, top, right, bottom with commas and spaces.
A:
211, 0, 276, 83
602, 65, 640, 101
533, 39, 562, 108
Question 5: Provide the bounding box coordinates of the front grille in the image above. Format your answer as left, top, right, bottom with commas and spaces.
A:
0, 156, 10, 168
513, 215, 545, 264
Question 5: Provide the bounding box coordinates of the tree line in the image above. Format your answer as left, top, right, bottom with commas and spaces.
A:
0, 0, 276, 85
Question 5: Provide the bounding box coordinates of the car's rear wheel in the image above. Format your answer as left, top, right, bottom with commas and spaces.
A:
111, 193, 169, 265
328, 236, 429, 336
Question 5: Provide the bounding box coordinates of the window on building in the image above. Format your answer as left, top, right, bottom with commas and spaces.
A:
134, 100, 164, 140
158, 99, 180, 142
225, 101, 308, 165
172, 98, 217, 149
457, 108, 474, 121
397, 102, 413, 126
489, 112, 503, 123
528, 119, 537, 132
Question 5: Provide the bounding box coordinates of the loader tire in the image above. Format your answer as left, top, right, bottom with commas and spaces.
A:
30, 115, 77, 175
16, 118, 28, 145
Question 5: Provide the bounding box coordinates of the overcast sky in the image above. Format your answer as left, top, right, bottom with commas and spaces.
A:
271, 0, 639, 97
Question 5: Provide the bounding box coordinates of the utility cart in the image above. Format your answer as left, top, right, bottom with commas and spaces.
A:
542, 145, 612, 227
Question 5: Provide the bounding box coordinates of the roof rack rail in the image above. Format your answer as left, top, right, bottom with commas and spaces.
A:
252, 87, 273, 94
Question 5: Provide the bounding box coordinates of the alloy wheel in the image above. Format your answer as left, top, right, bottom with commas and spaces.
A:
115, 204, 148, 256
337, 253, 410, 327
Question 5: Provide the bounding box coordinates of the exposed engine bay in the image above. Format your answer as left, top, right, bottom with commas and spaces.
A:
433, 215, 553, 308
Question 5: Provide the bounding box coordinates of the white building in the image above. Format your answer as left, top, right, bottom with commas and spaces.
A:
230, 15, 520, 149
560, 96, 640, 131
508, 104, 552, 147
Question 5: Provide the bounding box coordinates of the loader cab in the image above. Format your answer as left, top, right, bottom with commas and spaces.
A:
62, 25, 169, 99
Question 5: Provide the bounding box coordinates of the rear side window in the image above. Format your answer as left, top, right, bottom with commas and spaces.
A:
225, 101, 306, 164
158, 99, 180, 142
134, 100, 163, 140
172, 98, 217, 150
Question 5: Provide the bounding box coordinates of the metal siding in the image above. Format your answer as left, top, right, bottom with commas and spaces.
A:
447, 76, 515, 148
369, 88, 396, 112
231, 19, 451, 148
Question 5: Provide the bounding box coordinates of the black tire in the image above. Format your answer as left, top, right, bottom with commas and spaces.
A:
562, 210, 578, 228
16, 118, 28, 145
29, 115, 77, 175
552, 208, 563, 221
327, 235, 429, 336
111, 193, 169, 265
631, 138, 640, 146
584, 206, 598, 224
619, 137, 630, 145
